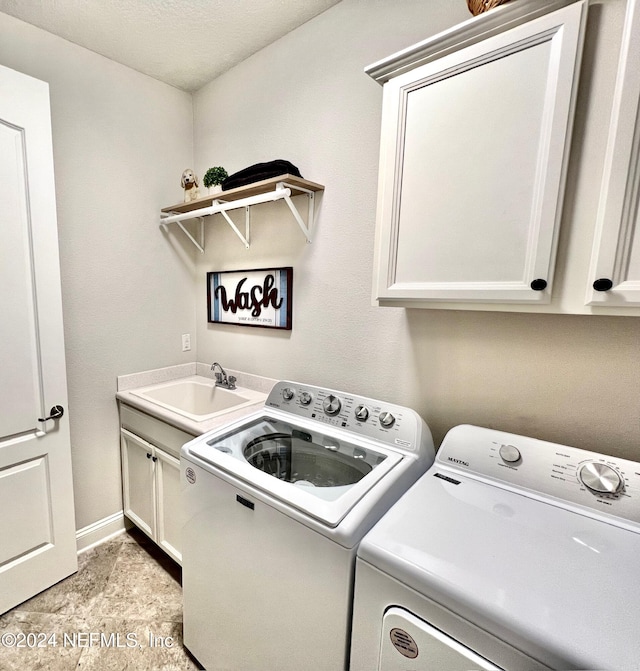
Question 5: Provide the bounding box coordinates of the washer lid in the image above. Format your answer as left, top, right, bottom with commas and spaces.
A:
186, 411, 405, 527
358, 469, 640, 670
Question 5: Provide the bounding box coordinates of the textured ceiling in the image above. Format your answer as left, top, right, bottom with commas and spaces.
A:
0, 0, 341, 91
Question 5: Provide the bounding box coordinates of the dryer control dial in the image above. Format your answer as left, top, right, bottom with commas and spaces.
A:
282, 387, 295, 401
379, 411, 396, 429
299, 392, 313, 406
354, 405, 369, 422
579, 462, 623, 494
499, 444, 521, 463
323, 395, 342, 416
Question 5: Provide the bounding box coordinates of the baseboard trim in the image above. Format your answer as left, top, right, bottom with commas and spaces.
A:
76, 511, 127, 555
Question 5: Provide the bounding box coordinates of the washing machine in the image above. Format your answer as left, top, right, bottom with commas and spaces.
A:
181, 380, 434, 671
350, 424, 640, 671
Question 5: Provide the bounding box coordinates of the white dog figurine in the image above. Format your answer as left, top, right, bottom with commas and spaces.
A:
181, 168, 200, 202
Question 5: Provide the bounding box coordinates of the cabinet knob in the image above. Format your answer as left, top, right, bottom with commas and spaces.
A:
593, 278, 613, 292
146, 453, 152, 459
530, 279, 547, 291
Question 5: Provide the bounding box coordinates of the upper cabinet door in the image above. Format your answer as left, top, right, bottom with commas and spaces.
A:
586, 0, 640, 307
370, 1, 587, 305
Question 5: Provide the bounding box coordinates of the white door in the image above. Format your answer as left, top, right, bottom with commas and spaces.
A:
0, 63, 77, 614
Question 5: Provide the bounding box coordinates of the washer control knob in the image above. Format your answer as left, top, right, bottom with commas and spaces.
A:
379, 411, 396, 428
355, 405, 369, 422
299, 392, 313, 406
323, 394, 342, 416
579, 462, 623, 494
499, 444, 521, 463
282, 387, 295, 401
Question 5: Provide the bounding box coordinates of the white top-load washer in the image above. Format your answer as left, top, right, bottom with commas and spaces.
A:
180, 380, 434, 671
350, 424, 640, 671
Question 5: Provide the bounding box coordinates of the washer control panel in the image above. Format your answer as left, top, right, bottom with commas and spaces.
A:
266, 381, 422, 452
436, 425, 640, 527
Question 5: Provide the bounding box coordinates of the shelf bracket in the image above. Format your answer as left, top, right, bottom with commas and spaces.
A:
278, 181, 314, 243
215, 200, 250, 248
161, 212, 205, 254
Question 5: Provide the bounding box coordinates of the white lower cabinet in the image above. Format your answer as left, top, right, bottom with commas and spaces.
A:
154, 446, 182, 562
119, 403, 193, 565
121, 429, 156, 540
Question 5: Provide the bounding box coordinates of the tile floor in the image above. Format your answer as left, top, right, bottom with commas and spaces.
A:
0, 529, 203, 670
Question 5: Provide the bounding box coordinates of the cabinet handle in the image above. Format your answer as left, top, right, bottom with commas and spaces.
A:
152, 456, 158, 462
38, 405, 64, 422
146, 453, 152, 459
530, 279, 547, 291
236, 494, 255, 510
593, 278, 613, 292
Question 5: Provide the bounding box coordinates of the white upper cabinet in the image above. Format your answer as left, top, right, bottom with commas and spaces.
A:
586, 0, 640, 307
368, 0, 587, 307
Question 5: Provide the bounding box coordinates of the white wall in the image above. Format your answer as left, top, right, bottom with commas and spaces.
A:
194, 0, 640, 459
0, 13, 196, 530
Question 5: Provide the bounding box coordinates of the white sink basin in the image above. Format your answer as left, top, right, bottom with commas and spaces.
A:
131, 376, 265, 422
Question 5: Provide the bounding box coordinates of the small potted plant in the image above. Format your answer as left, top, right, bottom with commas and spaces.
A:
203, 166, 228, 195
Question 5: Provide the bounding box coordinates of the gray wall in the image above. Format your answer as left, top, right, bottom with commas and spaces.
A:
0, 13, 196, 530
193, 0, 640, 458
1, 0, 639, 537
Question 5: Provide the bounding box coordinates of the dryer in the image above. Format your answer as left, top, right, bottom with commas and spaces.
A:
350, 424, 640, 670
181, 380, 434, 671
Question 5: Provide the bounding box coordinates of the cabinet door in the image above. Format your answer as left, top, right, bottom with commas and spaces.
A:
373, 2, 586, 304
121, 428, 156, 539
155, 447, 182, 565
586, 0, 640, 306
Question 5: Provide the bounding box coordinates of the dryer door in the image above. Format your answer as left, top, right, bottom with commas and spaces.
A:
380, 607, 502, 671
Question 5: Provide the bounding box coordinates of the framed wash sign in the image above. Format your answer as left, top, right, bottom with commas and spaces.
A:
207, 267, 293, 330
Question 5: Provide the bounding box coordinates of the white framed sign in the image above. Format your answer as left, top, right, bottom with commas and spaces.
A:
207, 267, 293, 330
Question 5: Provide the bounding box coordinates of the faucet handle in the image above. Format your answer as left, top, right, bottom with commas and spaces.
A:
214, 372, 223, 383
228, 375, 237, 390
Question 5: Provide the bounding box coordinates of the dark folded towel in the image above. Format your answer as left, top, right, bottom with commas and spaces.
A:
221, 160, 302, 191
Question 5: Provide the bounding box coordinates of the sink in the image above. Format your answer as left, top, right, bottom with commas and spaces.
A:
130, 376, 265, 422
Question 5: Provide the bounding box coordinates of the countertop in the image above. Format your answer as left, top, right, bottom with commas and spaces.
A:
116, 362, 277, 436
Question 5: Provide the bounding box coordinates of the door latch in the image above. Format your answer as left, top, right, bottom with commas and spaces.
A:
38, 405, 65, 422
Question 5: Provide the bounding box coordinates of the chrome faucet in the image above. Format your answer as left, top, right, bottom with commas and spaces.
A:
211, 362, 236, 390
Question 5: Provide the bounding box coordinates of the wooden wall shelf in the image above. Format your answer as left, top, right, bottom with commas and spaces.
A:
160, 175, 324, 253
